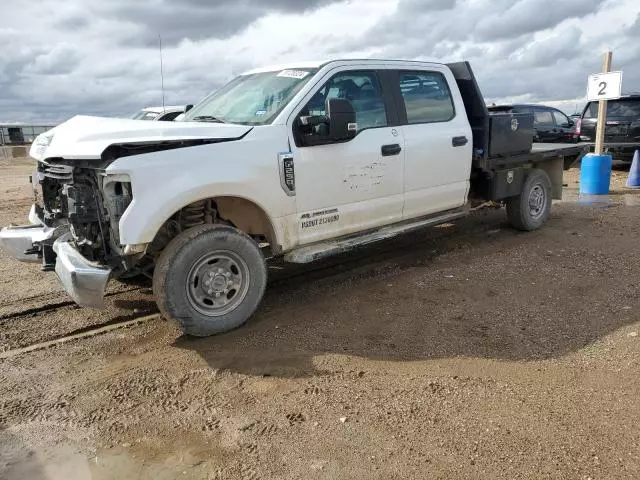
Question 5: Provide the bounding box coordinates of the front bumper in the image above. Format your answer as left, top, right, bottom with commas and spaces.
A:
0, 205, 111, 309
603, 145, 638, 162
579, 140, 640, 161
0, 205, 54, 262
53, 235, 111, 309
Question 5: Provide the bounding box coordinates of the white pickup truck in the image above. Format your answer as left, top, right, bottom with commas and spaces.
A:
0, 59, 585, 336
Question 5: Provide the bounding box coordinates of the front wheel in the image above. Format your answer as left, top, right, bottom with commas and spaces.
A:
506, 168, 552, 231
153, 224, 267, 336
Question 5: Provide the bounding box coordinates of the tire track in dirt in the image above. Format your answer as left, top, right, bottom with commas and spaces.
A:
0, 285, 145, 321
0, 285, 157, 352
0, 290, 68, 309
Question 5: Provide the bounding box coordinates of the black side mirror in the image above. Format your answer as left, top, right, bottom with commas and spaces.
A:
326, 98, 357, 140
185, 104, 194, 112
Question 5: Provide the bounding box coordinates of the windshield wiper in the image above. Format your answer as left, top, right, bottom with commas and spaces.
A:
191, 115, 226, 123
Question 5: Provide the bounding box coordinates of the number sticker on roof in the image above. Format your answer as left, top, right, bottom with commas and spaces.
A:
277, 70, 310, 79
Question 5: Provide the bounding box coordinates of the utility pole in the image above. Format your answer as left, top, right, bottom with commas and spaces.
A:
594, 51, 612, 155
159, 34, 166, 111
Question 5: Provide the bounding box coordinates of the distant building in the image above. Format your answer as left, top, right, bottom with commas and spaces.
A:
0, 124, 57, 145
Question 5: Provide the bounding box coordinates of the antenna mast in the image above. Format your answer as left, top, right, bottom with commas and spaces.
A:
159, 34, 166, 111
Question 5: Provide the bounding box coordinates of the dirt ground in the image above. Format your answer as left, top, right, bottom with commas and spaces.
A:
1, 158, 639, 479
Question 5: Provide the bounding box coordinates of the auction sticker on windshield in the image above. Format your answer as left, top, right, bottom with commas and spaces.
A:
277, 70, 310, 79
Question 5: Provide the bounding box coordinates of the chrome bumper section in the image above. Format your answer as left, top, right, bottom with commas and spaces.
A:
0, 204, 111, 309
53, 235, 111, 309
0, 205, 54, 262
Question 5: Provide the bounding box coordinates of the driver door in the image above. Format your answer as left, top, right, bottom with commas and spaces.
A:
289, 69, 405, 245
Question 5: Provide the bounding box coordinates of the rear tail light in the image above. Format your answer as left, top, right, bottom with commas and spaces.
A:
575, 118, 581, 135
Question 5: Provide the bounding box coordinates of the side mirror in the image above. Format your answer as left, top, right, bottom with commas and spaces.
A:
185, 104, 194, 112
326, 98, 357, 140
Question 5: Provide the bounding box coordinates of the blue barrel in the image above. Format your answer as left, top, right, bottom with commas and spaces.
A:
580, 153, 612, 195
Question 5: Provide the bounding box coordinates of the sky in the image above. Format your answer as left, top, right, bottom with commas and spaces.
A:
1, 0, 639, 123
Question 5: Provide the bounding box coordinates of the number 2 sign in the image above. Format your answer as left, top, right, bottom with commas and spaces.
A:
587, 71, 623, 101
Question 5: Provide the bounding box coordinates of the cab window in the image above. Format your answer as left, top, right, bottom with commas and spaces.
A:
300, 71, 388, 132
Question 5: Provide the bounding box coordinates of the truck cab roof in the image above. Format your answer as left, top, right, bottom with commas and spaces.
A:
241, 58, 445, 75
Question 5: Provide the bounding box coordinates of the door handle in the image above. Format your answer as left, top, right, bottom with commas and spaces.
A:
381, 144, 402, 156
452, 136, 468, 147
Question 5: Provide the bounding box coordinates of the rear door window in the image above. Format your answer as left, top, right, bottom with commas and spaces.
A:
533, 109, 554, 126
397, 71, 455, 124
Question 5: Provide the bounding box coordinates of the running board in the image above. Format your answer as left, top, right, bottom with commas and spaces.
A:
284, 207, 469, 264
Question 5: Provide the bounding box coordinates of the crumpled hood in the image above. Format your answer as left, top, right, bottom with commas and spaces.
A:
30, 115, 253, 161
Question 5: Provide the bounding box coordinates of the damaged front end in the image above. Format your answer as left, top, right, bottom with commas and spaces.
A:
0, 116, 256, 309
0, 159, 134, 308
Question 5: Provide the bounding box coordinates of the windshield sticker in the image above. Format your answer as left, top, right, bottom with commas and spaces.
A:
277, 69, 310, 79
255, 110, 267, 116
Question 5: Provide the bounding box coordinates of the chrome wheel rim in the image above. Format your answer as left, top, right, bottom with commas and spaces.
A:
528, 184, 546, 219
186, 250, 250, 316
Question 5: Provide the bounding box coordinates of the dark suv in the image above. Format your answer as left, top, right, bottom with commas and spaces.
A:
488, 104, 578, 143
577, 95, 640, 162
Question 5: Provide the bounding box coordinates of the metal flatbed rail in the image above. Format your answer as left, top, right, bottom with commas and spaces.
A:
476, 143, 590, 170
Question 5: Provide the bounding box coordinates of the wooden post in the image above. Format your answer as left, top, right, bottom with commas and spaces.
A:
594, 51, 613, 155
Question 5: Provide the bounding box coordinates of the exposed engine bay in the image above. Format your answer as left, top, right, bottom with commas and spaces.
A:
34, 158, 225, 278
34, 159, 133, 272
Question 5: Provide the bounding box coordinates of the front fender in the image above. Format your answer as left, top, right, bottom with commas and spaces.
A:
105, 125, 296, 248
118, 180, 279, 246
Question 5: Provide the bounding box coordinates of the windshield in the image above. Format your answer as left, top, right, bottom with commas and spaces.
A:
183, 68, 318, 125
585, 99, 640, 118
131, 110, 160, 120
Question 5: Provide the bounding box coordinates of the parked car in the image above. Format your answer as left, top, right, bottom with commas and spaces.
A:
131, 105, 193, 122
488, 104, 578, 143
576, 94, 640, 163
0, 59, 585, 337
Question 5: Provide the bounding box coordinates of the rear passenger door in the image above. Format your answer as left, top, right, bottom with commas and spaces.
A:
391, 69, 472, 220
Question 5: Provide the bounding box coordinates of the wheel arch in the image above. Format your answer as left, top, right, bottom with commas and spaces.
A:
147, 194, 281, 253
214, 195, 279, 248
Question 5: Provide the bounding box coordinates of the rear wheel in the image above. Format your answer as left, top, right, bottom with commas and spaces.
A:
153, 224, 267, 336
506, 168, 552, 231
